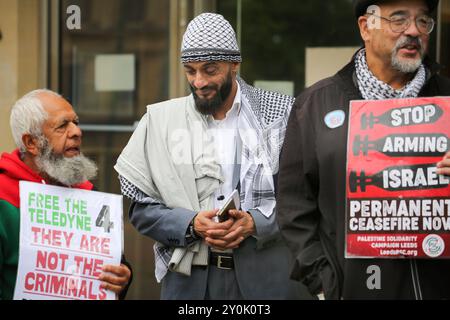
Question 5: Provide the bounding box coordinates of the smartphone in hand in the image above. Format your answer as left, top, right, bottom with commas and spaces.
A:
216, 190, 240, 222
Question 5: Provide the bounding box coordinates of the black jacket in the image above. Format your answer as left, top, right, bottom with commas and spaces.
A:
277, 56, 450, 300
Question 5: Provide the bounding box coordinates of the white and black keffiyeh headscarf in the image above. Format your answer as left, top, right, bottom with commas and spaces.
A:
355, 48, 427, 100
181, 13, 242, 63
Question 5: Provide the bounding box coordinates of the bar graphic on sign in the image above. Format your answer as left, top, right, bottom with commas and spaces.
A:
353, 133, 448, 157
349, 163, 450, 192
361, 104, 442, 129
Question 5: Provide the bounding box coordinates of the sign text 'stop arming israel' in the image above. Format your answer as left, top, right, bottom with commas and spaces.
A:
13, 181, 123, 300
346, 97, 450, 259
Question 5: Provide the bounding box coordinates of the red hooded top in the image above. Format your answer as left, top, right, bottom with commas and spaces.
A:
0, 149, 93, 207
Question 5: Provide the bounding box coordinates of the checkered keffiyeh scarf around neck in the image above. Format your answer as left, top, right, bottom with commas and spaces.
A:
355, 49, 427, 100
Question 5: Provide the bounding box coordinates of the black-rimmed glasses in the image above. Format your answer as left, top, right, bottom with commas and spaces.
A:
367, 13, 435, 34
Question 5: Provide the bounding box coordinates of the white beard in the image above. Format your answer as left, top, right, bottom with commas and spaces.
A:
391, 36, 425, 74
35, 137, 98, 186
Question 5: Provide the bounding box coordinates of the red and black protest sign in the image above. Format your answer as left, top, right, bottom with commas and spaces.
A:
346, 97, 450, 259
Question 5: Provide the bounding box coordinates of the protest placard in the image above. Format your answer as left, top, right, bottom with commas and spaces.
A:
13, 181, 123, 300
346, 97, 450, 258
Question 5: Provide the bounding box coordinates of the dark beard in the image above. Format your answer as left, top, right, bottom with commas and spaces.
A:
190, 72, 233, 116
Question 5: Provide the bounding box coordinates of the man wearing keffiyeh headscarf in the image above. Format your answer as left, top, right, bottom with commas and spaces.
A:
277, 0, 450, 300
115, 13, 311, 300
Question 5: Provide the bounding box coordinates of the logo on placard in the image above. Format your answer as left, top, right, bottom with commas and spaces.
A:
422, 234, 445, 258
324, 110, 346, 129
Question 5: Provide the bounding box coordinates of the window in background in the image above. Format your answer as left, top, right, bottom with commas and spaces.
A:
59, 0, 170, 300
217, 0, 362, 96
440, 0, 450, 77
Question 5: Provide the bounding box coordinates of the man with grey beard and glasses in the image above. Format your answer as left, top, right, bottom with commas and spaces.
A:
0, 89, 132, 300
277, 0, 450, 299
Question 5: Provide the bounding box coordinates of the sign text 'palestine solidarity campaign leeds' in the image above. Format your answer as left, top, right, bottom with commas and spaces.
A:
13, 181, 123, 300
346, 97, 450, 259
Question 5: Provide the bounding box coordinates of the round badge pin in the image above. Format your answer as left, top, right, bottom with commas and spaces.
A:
324, 110, 346, 129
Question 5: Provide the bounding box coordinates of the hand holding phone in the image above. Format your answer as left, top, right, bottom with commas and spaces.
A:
216, 190, 240, 222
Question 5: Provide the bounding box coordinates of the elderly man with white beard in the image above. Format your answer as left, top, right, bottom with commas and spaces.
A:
0, 89, 131, 300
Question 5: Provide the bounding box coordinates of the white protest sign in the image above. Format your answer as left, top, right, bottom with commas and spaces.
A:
13, 181, 123, 300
